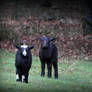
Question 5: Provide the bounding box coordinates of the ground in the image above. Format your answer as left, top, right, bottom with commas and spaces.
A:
0, 49, 92, 92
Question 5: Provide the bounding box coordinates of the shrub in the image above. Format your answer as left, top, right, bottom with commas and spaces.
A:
0, 27, 20, 45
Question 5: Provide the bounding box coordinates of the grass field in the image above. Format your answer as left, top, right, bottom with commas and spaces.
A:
0, 49, 92, 92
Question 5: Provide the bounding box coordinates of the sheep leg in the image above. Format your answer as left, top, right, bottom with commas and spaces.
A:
16, 69, 22, 82
41, 62, 45, 77
22, 72, 29, 83
47, 63, 52, 78
53, 62, 58, 79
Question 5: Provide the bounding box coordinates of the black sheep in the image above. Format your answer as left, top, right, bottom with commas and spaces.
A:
39, 37, 58, 79
15, 45, 34, 83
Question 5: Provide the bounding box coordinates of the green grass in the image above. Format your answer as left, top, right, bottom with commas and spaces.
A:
0, 50, 92, 92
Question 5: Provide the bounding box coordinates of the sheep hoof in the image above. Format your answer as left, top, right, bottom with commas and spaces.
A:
16, 79, 21, 82
55, 77, 58, 79
23, 80, 28, 83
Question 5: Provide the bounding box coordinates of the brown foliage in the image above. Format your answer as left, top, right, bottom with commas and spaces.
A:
0, 18, 92, 60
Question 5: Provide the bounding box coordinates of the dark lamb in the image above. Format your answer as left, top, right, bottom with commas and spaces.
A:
39, 37, 58, 79
15, 45, 34, 83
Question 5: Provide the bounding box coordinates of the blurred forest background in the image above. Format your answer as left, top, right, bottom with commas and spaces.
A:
0, 0, 92, 60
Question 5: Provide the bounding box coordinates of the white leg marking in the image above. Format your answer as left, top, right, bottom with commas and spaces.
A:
22, 75, 25, 82
16, 74, 19, 80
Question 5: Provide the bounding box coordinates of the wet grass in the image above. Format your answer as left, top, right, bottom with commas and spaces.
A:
0, 49, 92, 92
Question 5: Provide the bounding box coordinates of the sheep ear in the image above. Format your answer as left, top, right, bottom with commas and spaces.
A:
15, 46, 20, 49
28, 46, 34, 50
50, 38, 56, 41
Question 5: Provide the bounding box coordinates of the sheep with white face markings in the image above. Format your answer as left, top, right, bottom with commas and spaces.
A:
15, 44, 34, 83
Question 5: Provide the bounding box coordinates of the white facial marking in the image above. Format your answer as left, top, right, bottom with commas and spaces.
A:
23, 50, 27, 56
16, 74, 19, 80
22, 75, 25, 81
21, 45, 28, 48
21, 45, 28, 56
